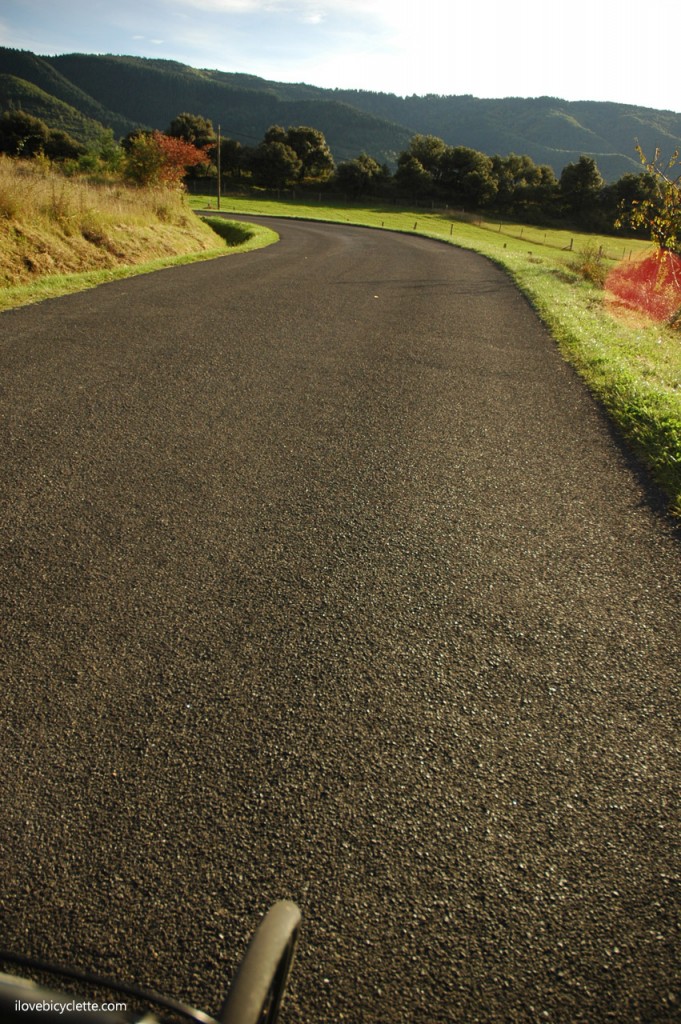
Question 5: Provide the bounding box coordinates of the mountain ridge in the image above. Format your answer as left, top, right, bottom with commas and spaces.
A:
1, 47, 680, 180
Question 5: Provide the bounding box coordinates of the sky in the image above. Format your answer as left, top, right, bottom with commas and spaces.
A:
1, 0, 679, 113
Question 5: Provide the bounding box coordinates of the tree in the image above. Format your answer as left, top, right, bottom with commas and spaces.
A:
285, 125, 334, 180
492, 154, 558, 212
395, 152, 433, 195
258, 125, 334, 181
123, 131, 165, 185
123, 130, 209, 187
121, 128, 153, 153
612, 147, 681, 326
531, 164, 560, 207
600, 172, 657, 234
167, 113, 215, 177
95, 129, 126, 175
244, 140, 302, 189
167, 112, 215, 150
264, 125, 288, 145
615, 146, 681, 254
154, 131, 211, 184
439, 146, 497, 206
247, 125, 335, 183
559, 155, 604, 216
0, 111, 90, 163
610, 171, 658, 210
406, 135, 448, 180
610, 148, 681, 327
493, 153, 538, 204
334, 153, 387, 196
395, 137, 498, 206
44, 130, 86, 161
218, 137, 243, 179
0, 110, 49, 157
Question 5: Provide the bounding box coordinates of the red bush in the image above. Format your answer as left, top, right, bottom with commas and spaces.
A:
605, 250, 681, 324
153, 131, 211, 185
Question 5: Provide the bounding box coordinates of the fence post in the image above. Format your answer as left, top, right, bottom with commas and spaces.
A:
216, 124, 221, 210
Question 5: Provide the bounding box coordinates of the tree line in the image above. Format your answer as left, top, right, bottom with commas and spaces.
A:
147, 112, 666, 238
0, 107, 678, 249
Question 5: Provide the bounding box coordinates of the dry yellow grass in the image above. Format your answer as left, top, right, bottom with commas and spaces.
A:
0, 156, 222, 288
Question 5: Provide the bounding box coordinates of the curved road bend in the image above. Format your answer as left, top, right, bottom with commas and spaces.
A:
0, 219, 678, 1024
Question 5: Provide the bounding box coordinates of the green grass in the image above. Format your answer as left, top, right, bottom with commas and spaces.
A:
200, 216, 278, 252
192, 194, 681, 517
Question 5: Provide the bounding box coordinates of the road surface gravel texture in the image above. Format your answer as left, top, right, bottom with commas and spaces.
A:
0, 218, 679, 1024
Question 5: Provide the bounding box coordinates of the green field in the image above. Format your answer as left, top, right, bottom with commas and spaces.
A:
191, 194, 681, 517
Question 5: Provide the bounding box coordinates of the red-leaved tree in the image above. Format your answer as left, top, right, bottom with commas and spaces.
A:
153, 131, 211, 185
124, 131, 210, 187
610, 145, 681, 326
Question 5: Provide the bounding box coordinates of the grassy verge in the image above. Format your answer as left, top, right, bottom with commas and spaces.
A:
200, 215, 276, 251
0, 219, 278, 311
193, 195, 681, 516
0, 220, 278, 311
0, 157, 278, 311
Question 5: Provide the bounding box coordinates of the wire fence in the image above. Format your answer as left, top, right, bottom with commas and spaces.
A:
187, 179, 644, 262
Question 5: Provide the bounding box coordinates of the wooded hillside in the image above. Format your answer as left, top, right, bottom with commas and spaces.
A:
1, 47, 680, 179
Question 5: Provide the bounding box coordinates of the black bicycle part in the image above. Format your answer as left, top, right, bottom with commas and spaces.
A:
0, 901, 300, 1024
219, 901, 301, 1024
0, 950, 217, 1023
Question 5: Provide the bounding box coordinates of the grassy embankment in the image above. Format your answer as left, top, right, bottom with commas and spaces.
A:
0, 156, 278, 311
193, 194, 681, 517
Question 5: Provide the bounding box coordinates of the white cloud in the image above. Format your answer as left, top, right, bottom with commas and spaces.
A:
166, 0, 261, 10
165, 0, 392, 25
168, 0, 388, 10
300, 10, 324, 25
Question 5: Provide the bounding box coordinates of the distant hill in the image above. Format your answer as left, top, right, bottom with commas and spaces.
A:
44, 53, 413, 164
1, 47, 680, 179
0, 49, 140, 139
0, 75, 120, 147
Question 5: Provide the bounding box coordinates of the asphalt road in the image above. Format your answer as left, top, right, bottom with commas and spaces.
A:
0, 218, 679, 1024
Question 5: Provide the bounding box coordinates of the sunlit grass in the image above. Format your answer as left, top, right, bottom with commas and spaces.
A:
0, 219, 278, 311
191, 193, 651, 262
0, 157, 278, 309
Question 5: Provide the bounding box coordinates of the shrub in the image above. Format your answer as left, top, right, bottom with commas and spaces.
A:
606, 250, 681, 325
570, 242, 607, 286
124, 131, 210, 187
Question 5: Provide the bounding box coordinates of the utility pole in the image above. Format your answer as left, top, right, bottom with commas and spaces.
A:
217, 124, 221, 210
